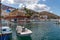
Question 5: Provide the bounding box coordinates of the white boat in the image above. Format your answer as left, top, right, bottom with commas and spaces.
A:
56, 19, 60, 24
0, 26, 12, 40
59, 20, 60, 23
16, 26, 32, 36
2, 26, 12, 34
58, 20, 60, 24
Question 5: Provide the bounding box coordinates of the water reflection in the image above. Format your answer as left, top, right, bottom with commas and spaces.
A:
17, 36, 32, 40
25, 22, 60, 40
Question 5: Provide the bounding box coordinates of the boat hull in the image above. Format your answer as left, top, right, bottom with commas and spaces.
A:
17, 33, 32, 37
0, 33, 12, 40
16, 26, 32, 37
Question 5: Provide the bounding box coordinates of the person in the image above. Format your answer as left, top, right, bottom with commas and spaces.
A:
22, 27, 25, 32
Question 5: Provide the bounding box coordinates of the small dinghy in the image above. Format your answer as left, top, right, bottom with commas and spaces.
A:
16, 26, 32, 36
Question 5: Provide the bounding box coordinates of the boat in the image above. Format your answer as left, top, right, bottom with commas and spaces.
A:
56, 19, 60, 24
0, 26, 12, 40
16, 26, 32, 36
58, 20, 60, 24
58, 20, 60, 23
0, 19, 12, 40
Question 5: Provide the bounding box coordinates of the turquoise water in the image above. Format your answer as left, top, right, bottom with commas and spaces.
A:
16, 22, 60, 40
1, 20, 60, 40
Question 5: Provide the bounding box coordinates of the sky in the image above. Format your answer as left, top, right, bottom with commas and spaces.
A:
1, 0, 60, 16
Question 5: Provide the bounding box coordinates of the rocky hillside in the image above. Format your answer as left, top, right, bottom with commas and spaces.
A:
39, 11, 60, 19
1, 4, 15, 10
24, 8, 60, 19
1, 4, 60, 19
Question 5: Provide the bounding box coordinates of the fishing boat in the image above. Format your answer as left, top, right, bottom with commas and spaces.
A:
16, 26, 32, 36
0, 26, 12, 40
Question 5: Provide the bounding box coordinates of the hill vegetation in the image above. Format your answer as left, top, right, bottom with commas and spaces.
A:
24, 8, 60, 19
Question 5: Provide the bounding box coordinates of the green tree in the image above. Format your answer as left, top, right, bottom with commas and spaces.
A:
24, 7, 33, 17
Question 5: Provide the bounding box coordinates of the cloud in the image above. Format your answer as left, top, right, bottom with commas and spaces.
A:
50, 11, 53, 13
1, 0, 14, 4
10, 0, 50, 12
2, 0, 51, 12
19, 4, 25, 8
1, 0, 4, 2
2, 0, 39, 4
14, 0, 39, 4
26, 4, 50, 12
42, 0, 46, 1
8, 0, 14, 4
1, 0, 39, 4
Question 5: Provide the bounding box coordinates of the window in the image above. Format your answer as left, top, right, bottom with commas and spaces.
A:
2, 29, 6, 31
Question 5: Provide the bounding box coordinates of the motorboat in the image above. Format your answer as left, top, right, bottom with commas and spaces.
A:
58, 20, 60, 24
56, 19, 60, 24
0, 26, 12, 40
0, 19, 12, 40
58, 20, 60, 23
16, 26, 32, 36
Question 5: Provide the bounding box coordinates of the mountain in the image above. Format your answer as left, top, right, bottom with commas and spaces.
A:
1, 4, 15, 10
2, 6, 60, 19
9, 9, 25, 16
39, 11, 60, 19
24, 8, 60, 19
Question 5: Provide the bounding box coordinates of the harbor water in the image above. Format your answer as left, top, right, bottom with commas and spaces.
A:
12, 21, 60, 40
1, 20, 60, 40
